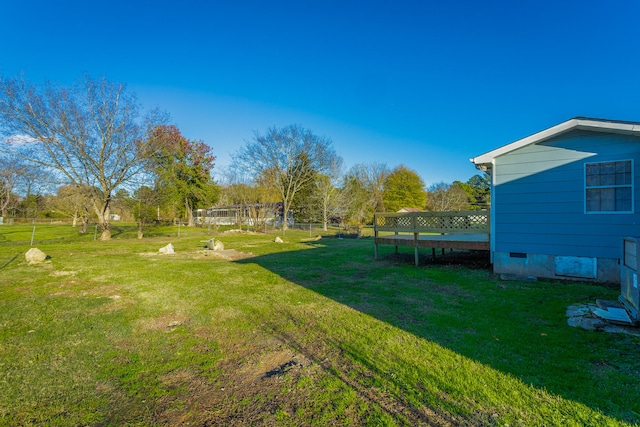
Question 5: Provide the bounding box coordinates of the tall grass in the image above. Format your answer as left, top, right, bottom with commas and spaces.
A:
0, 224, 638, 426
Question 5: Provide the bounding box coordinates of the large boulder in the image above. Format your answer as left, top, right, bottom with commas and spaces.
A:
25, 248, 47, 264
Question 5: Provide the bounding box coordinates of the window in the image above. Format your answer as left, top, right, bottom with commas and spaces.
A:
585, 160, 633, 213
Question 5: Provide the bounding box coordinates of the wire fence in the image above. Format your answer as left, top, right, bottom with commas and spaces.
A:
198, 220, 369, 237
0, 217, 75, 225
0, 219, 373, 247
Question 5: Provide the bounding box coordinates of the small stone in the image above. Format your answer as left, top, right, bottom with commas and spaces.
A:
274, 236, 283, 243
159, 243, 175, 254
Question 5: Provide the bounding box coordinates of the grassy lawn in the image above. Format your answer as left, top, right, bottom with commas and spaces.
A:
1, 223, 639, 426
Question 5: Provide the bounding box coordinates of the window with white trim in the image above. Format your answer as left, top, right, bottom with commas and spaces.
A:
585, 160, 633, 213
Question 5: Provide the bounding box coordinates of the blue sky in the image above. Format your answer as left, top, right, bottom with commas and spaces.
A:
2, 0, 639, 186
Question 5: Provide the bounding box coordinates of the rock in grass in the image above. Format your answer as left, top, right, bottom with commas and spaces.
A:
274, 236, 283, 243
25, 248, 47, 264
206, 238, 224, 251
206, 239, 215, 250
159, 243, 175, 254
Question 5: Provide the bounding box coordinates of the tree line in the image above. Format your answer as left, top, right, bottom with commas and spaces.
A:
0, 75, 489, 239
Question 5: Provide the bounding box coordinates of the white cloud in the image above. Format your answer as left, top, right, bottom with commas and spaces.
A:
5, 134, 39, 146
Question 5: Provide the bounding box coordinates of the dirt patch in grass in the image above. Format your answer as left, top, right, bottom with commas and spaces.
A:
150, 326, 461, 427
137, 249, 255, 262
192, 249, 255, 261
137, 312, 192, 333
49, 270, 78, 277
47, 280, 121, 298
152, 335, 323, 426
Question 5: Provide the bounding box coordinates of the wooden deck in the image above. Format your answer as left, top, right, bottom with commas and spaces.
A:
374, 211, 490, 266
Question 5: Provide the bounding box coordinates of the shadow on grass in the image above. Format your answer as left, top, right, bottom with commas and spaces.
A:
236, 237, 640, 424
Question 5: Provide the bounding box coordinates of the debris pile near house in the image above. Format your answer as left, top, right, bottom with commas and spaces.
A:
591, 299, 633, 324
566, 300, 640, 336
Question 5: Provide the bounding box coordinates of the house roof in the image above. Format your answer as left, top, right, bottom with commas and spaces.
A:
470, 117, 640, 169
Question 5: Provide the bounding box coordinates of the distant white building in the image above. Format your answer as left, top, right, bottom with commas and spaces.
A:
194, 203, 285, 226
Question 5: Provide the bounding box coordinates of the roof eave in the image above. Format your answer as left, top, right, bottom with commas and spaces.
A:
470, 117, 640, 166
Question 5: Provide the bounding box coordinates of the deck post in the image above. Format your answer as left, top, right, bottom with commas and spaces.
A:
412, 214, 419, 265
374, 214, 378, 259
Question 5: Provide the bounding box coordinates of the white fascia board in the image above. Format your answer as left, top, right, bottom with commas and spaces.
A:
470, 118, 640, 167
575, 119, 640, 134
471, 119, 579, 166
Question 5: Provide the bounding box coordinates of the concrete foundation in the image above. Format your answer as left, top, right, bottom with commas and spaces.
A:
493, 251, 619, 284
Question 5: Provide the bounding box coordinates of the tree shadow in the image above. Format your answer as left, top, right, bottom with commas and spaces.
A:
235, 238, 640, 424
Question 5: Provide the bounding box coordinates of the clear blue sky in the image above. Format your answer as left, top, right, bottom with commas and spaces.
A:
2, 0, 639, 186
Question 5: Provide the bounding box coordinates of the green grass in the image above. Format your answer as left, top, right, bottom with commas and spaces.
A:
0, 223, 639, 425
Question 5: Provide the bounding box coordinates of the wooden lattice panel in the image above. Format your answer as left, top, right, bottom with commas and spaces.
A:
467, 214, 489, 229
415, 215, 437, 229
396, 216, 413, 228
375, 211, 489, 233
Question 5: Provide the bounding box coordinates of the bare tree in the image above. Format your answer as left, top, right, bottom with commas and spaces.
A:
0, 74, 166, 239
219, 167, 280, 230
0, 157, 51, 219
425, 182, 469, 211
342, 162, 389, 228
232, 124, 339, 230
16, 164, 55, 219
46, 185, 94, 230
0, 157, 24, 218
311, 156, 344, 231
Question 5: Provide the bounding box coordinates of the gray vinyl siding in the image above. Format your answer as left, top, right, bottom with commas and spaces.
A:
493, 129, 640, 259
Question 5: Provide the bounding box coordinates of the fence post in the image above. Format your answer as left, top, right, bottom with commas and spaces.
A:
412, 213, 419, 266
30, 226, 36, 246
373, 215, 378, 259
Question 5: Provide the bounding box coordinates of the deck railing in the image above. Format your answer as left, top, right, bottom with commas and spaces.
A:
374, 210, 490, 234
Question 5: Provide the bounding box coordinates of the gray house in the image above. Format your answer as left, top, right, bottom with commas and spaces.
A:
471, 117, 640, 283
